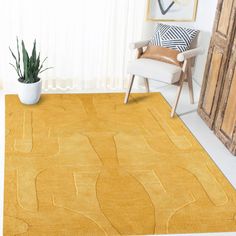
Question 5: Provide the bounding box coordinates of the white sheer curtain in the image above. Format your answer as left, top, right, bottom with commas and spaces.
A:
0, 0, 146, 93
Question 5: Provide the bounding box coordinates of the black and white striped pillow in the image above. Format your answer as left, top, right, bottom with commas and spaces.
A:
150, 23, 199, 52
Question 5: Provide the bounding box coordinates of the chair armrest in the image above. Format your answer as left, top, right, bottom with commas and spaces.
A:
129, 40, 150, 50
177, 47, 204, 62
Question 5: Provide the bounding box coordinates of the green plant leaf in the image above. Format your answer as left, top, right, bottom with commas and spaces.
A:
16, 37, 23, 77
9, 45, 22, 78
16, 38, 21, 65
22, 40, 29, 82
31, 39, 37, 64
10, 38, 52, 83
9, 47, 18, 64
39, 67, 53, 74
9, 63, 21, 77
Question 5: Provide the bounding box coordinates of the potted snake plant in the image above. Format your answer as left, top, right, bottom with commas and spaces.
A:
9, 38, 52, 105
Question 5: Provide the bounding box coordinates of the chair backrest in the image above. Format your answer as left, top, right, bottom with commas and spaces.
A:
190, 31, 200, 66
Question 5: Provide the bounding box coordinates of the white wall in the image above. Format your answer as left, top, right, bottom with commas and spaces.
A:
141, 0, 218, 85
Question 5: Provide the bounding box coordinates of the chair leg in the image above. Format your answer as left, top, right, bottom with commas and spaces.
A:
171, 76, 185, 118
144, 78, 150, 93
124, 75, 135, 104
187, 66, 194, 104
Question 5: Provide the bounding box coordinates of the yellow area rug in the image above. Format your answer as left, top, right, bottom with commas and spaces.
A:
4, 93, 236, 235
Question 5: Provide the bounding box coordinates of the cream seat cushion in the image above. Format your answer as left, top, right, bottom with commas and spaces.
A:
127, 58, 182, 84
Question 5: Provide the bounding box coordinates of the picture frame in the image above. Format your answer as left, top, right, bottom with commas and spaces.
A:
146, 0, 198, 22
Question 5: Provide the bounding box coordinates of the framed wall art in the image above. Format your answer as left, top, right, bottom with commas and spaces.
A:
146, 0, 198, 22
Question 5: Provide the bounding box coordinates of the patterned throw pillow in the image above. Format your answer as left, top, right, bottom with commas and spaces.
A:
150, 23, 199, 52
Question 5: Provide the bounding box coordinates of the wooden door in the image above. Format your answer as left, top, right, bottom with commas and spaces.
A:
198, 0, 236, 129
214, 32, 236, 155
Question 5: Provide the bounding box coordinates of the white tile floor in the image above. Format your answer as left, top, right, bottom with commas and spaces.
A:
0, 81, 236, 236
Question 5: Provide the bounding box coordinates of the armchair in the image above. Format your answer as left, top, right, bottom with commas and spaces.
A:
124, 39, 203, 117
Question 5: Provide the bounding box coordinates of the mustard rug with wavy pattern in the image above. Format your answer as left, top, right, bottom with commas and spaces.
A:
4, 93, 236, 235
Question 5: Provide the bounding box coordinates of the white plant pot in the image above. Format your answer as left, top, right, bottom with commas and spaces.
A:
17, 79, 42, 105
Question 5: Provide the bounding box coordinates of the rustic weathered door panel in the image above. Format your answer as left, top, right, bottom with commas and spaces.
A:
221, 69, 236, 138
215, 35, 236, 155
202, 47, 223, 116
198, 0, 236, 129
218, 0, 234, 36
